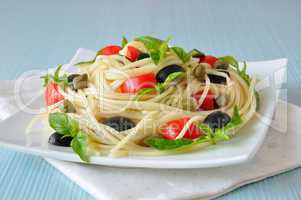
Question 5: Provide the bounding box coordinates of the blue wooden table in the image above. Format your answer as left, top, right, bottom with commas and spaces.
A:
0, 0, 300, 199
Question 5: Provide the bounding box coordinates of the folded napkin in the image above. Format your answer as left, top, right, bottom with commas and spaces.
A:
0, 80, 298, 200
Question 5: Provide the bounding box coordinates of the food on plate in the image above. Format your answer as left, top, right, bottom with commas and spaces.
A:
33, 36, 259, 161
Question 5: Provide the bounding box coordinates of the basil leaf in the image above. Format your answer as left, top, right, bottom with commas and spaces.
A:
135, 36, 163, 50
122, 36, 128, 48
155, 83, 164, 93
149, 50, 161, 64
171, 47, 191, 63
162, 71, 185, 87
219, 56, 239, 69
48, 112, 71, 135
134, 88, 156, 101
144, 137, 193, 150
159, 41, 169, 61
135, 36, 170, 64
71, 131, 89, 162
69, 117, 80, 137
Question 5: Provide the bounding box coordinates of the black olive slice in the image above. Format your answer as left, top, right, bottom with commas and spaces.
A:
156, 65, 185, 83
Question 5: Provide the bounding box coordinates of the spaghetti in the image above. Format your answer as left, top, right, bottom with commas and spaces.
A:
37, 36, 258, 161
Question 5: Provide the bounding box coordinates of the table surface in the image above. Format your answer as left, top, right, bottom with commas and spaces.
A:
0, 0, 301, 199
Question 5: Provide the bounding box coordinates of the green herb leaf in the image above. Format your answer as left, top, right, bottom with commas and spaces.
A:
48, 112, 89, 162
135, 36, 170, 64
136, 71, 185, 100
48, 112, 71, 135
213, 129, 230, 141
149, 50, 161, 64
198, 123, 213, 135
219, 56, 239, 69
121, 36, 128, 48
198, 106, 242, 144
171, 47, 191, 63
135, 36, 163, 50
162, 71, 185, 87
198, 123, 216, 144
155, 83, 165, 93
41, 64, 68, 87
71, 131, 89, 162
134, 88, 156, 101
144, 137, 193, 150
53, 64, 63, 82
48, 112, 80, 137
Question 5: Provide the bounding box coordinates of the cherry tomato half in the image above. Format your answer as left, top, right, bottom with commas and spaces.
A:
45, 82, 64, 106
126, 46, 140, 62
161, 117, 204, 140
199, 55, 218, 66
119, 73, 156, 93
193, 90, 216, 111
99, 45, 122, 55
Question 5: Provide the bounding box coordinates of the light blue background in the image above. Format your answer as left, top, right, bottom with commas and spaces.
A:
0, 0, 301, 199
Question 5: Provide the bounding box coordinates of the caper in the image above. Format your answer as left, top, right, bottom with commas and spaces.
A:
213, 60, 229, 70
73, 74, 88, 90
62, 99, 76, 113
188, 49, 205, 58
192, 64, 207, 82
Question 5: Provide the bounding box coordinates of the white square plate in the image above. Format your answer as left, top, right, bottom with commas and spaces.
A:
0, 49, 287, 168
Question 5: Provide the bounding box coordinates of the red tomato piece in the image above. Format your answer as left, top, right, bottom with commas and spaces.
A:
161, 117, 203, 140
199, 55, 218, 66
193, 90, 216, 111
119, 73, 156, 93
126, 46, 140, 62
45, 82, 64, 106
99, 45, 122, 55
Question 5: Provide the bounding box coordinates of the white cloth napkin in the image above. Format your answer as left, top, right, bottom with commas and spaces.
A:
0, 80, 299, 200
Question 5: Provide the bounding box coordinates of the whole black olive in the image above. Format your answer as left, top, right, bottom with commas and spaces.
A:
203, 111, 231, 131
156, 64, 185, 83
103, 117, 135, 132
48, 132, 72, 147
137, 53, 150, 60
